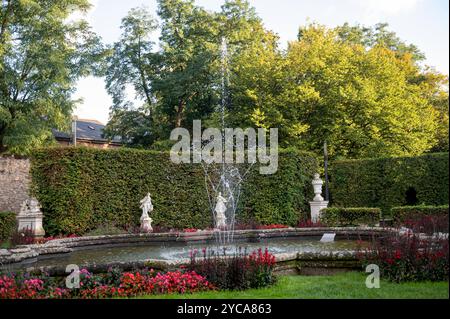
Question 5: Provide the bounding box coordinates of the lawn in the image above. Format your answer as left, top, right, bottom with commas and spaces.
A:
140, 272, 449, 299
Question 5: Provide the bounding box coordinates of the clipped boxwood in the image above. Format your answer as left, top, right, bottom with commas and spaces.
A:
31, 147, 317, 235
320, 207, 381, 227
391, 205, 449, 223
0, 212, 16, 242
329, 153, 449, 216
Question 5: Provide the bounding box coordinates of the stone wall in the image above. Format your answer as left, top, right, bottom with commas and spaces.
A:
0, 156, 31, 213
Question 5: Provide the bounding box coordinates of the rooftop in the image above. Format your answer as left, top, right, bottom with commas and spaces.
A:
53, 119, 122, 144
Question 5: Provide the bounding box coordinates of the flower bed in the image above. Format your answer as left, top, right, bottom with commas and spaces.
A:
0, 268, 214, 299
358, 230, 449, 283
188, 248, 277, 290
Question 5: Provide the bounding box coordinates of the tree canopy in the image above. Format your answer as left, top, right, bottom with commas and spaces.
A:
102, 1, 448, 158
0, 0, 105, 155
1, 0, 447, 159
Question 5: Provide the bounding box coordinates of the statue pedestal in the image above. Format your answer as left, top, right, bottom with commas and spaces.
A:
140, 216, 153, 233
17, 199, 45, 238
309, 201, 329, 223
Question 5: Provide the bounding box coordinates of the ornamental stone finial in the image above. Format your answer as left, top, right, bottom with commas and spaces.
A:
309, 174, 329, 223
312, 173, 324, 202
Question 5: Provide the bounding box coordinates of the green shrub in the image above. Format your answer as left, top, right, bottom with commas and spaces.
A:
329, 153, 449, 217
320, 207, 381, 226
391, 205, 449, 223
31, 147, 317, 235
0, 212, 16, 243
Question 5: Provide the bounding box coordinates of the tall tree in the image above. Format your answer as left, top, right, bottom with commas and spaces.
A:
283, 24, 438, 157
0, 0, 104, 155
231, 23, 441, 158
155, 0, 220, 129
103, 7, 158, 146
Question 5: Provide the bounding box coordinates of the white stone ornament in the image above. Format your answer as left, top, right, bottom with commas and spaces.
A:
215, 192, 228, 229
309, 173, 329, 223
17, 198, 45, 238
312, 173, 325, 201
140, 193, 154, 233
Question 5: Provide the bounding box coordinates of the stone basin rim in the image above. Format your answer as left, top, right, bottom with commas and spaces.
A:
0, 227, 389, 267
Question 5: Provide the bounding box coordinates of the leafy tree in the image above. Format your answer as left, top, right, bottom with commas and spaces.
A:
415, 68, 449, 152
154, 0, 220, 129
0, 0, 104, 155
236, 24, 441, 158
102, 107, 153, 147
104, 3, 447, 160
334, 22, 425, 61
103, 6, 158, 146
283, 24, 438, 158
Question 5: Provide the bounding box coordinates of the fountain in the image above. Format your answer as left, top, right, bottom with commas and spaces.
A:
0, 40, 377, 277
200, 37, 255, 246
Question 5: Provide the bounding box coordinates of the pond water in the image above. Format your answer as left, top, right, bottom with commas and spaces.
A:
15, 236, 365, 269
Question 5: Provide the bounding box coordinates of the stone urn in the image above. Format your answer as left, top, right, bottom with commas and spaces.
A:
309, 174, 329, 223
312, 173, 325, 201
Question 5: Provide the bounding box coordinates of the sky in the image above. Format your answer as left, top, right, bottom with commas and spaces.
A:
73, 0, 450, 124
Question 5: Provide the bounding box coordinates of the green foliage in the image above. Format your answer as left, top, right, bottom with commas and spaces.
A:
391, 205, 449, 224
0, 0, 105, 155
320, 207, 381, 227
30, 147, 317, 235
279, 24, 439, 157
0, 211, 16, 242
102, 7, 158, 147
329, 153, 449, 216
240, 149, 317, 226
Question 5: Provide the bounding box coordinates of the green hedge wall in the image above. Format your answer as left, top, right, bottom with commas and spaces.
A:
320, 207, 381, 227
31, 147, 317, 235
329, 153, 449, 216
0, 212, 16, 243
391, 205, 449, 223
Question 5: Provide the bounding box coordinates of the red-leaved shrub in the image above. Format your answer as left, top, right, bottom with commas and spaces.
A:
188, 248, 276, 290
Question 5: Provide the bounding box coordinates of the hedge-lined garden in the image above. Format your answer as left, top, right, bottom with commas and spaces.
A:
329, 153, 449, 216
391, 205, 449, 223
30, 147, 317, 235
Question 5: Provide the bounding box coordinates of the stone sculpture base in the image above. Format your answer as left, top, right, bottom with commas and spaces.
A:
309, 201, 329, 223
16, 213, 45, 238
140, 217, 153, 233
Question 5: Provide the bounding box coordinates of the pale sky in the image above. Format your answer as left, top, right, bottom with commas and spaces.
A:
74, 0, 450, 124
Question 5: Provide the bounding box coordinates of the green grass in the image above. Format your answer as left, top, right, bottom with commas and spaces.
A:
0, 240, 11, 249
139, 272, 449, 299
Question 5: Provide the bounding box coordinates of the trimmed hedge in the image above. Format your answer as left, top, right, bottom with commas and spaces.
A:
391, 205, 449, 223
320, 207, 381, 227
0, 212, 16, 243
329, 153, 449, 216
30, 147, 317, 235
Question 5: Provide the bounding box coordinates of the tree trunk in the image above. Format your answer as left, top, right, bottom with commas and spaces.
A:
175, 101, 185, 128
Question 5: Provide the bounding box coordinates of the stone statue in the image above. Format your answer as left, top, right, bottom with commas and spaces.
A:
139, 193, 154, 233
215, 192, 228, 229
17, 197, 45, 238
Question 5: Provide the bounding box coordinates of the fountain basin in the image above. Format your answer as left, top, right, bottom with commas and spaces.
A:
0, 227, 389, 276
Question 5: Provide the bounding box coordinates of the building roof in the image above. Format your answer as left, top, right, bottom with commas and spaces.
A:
53, 119, 122, 144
